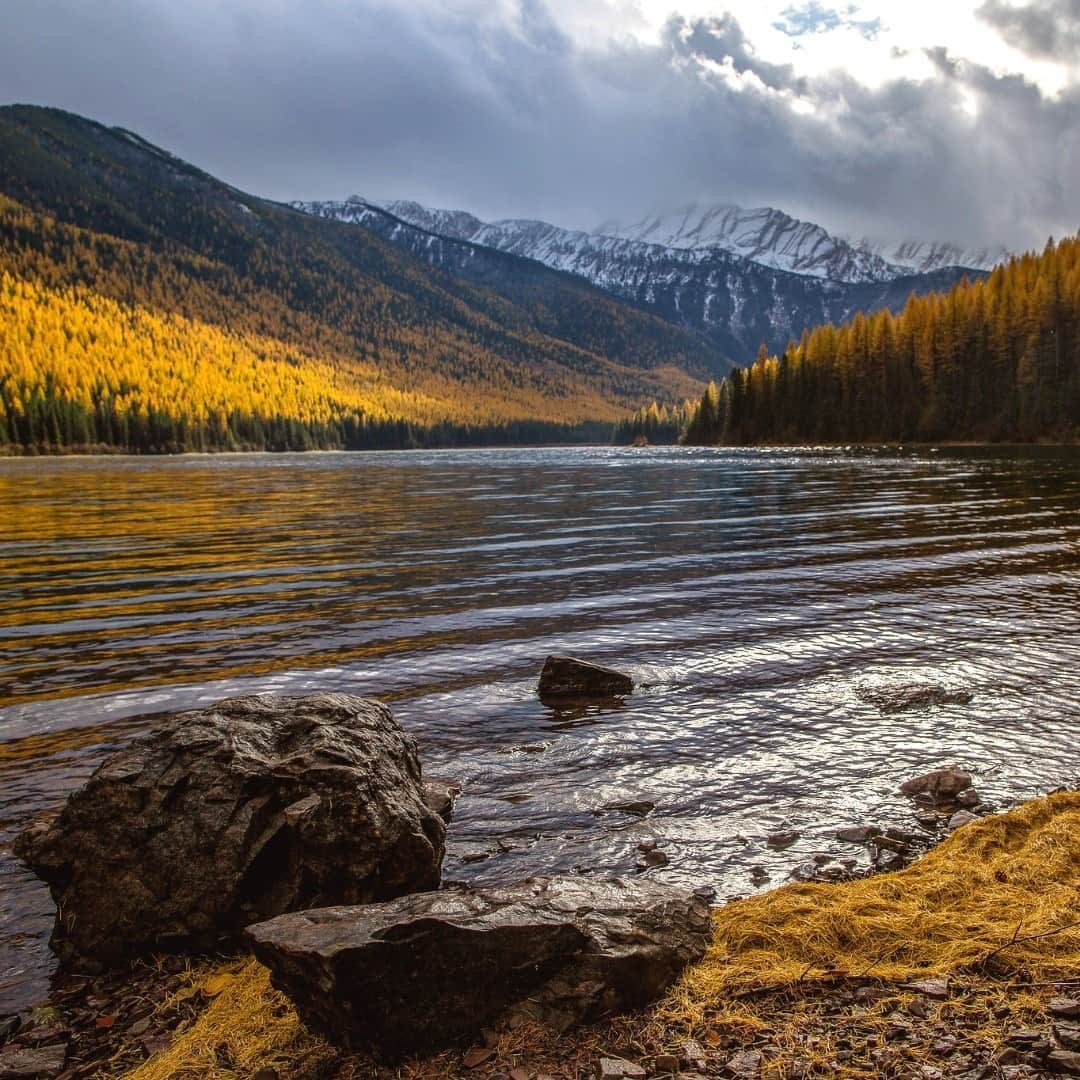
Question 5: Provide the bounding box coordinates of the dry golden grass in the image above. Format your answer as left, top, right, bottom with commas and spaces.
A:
116, 959, 333, 1080
666, 789, 1080, 1025
114, 792, 1080, 1079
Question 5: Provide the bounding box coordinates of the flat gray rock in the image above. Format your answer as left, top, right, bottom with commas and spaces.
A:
247, 875, 711, 1060
17, 693, 445, 968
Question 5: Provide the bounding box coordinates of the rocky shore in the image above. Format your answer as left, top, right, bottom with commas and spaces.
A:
3, 665, 1079, 1079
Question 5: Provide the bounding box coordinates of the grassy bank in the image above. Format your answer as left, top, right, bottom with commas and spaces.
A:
95, 792, 1080, 1078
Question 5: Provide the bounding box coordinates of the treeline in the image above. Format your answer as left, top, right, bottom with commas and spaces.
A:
0, 105, 710, 457
612, 401, 695, 445
0, 270, 608, 454
683, 236, 1080, 445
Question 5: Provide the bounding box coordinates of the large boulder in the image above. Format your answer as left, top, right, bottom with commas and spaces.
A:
246, 876, 712, 1060
538, 656, 634, 699
16, 693, 445, 968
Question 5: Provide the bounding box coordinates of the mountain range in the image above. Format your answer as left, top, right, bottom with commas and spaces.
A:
294, 197, 1000, 364
0, 105, 720, 452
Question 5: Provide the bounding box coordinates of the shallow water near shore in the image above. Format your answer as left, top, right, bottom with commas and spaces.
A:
1, 445, 1078, 1013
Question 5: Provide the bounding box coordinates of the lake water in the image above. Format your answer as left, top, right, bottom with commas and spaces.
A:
1, 446, 1078, 1012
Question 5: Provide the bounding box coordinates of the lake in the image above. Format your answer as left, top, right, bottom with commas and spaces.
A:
1, 445, 1078, 1012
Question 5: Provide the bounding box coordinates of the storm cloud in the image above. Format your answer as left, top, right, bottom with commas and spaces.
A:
977, 0, 1080, 60
0, 0, 1077, 250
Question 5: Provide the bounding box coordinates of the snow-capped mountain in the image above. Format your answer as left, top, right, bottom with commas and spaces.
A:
293, 196, 989, 364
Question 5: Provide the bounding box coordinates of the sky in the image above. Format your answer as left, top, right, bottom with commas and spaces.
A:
1, 0, 1079, 250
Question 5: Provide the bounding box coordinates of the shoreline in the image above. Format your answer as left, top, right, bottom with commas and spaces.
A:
6, 790, 1079, 1079
1, 439, 1078, 461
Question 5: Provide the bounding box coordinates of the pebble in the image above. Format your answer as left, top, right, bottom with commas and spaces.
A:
725, 1048, 762, 1078
1056, 1023, 1080, 1052
1051, 1000, 1080, 1020
766, 830, 798, 850
596, 1057, 646, 1079
900, 978, 950, 999
652, 1053, 679, 1072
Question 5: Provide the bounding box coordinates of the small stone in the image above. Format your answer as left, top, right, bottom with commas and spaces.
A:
509, 1068, 530, 1080
0, 1019, 16, 1044
538, 656, 634, 699
637, 840, 658, 853
653, 1053, 679, 1072
127, 1017, 151, 1037
1055, 1024, 1080, 1052
1048, 1050, 1080, 1075
603, 801, 655, 817
463, 1048, 496, 1068
693, 886, 716, 902
835, 825, 880, 844
0, 1044, 67, 1079
1006, 1031, 1044, 1046
948, 810, 980, 830
907, 997, 931, 1019
955, 789, 980, 808
932, 1036, 958, 1055
725, 1049, 761, 1078
900, 768, 973, 799
900, 978, 950, 999
766, 830, 798, 850
681, 1039, 707, 1069
641, 849, 669, 868
596, 1058, 646, 1079
1051, 1000, 1080, 1020
886, 1024, 910, 1041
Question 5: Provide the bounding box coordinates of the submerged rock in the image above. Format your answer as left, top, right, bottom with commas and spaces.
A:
859, 683, 973, 714
246, 876, 711, 1060
900, 768, 973, 800
538, 655, 634, 699
16, 693, 445, 968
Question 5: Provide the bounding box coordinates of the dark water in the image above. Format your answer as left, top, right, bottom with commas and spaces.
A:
1, 446, 1078, 1012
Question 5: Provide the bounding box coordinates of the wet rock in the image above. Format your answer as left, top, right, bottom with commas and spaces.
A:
835, 825, 881, 844
600, 801, 655, 818
900, 768, 973, 800
16, 693, 446, 968
860, 684, 973, 714
538, 656, 634, 699
766, 830, 799, 850
956, 789, 981, 809
424, 780, 461, 823
948, 810, 981, 830
639, 849, 670, 869
0, 1044, 67, 1079
1051, 1001, 1080, 1020
247, 876, 711, 1060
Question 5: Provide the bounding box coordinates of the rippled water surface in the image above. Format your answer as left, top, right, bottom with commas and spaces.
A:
2, 446, 1078, 1011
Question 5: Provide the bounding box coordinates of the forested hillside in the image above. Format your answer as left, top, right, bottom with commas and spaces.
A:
681, 237, 1080, 445
0, 106, 714, 453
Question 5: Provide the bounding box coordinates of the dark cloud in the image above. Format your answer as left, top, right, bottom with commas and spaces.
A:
0, 0, 1076, 249
977, 0, 1080, 60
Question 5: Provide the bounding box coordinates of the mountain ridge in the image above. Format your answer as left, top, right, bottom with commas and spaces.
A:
295, 195, 986, 364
